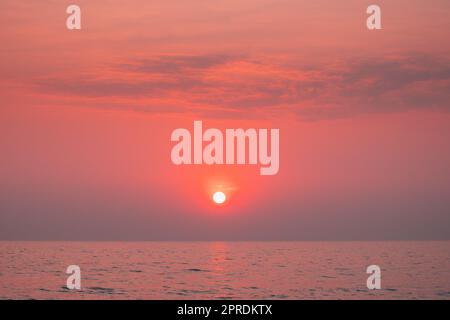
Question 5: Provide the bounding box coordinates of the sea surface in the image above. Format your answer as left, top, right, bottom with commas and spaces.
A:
0, 241, 449, 300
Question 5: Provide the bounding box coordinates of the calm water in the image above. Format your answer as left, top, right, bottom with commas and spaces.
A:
0, 241, 449, 300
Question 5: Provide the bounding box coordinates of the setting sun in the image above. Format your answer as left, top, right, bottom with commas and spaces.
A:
212, 191, 226, 204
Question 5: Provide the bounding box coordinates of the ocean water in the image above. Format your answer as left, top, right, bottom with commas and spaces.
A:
0, 241, 449, 300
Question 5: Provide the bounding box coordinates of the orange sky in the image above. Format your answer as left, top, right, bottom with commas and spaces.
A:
1, 0, 450, 240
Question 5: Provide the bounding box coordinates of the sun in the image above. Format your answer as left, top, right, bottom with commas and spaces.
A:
212, 191, 226, 204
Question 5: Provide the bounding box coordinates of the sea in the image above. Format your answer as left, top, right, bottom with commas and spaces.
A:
0, 241, 449, 299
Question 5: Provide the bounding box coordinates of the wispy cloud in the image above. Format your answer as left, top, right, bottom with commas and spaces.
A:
119, 54, 237, 74
33, 52, 450, 120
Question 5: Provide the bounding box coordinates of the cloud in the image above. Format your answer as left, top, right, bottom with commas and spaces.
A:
33, 52, 450, 120
118, 54, 237, 74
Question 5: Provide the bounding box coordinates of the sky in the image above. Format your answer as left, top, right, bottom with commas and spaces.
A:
0, 0, 450, 240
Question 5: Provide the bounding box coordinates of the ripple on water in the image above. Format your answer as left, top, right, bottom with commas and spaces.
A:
185, 268, 210, 272
87, 287, 116, 295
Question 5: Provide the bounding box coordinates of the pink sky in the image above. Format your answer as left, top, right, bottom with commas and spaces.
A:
1, 0, 450, 240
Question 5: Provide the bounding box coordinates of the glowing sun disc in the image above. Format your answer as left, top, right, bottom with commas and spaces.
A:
213, 191, 226, 204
